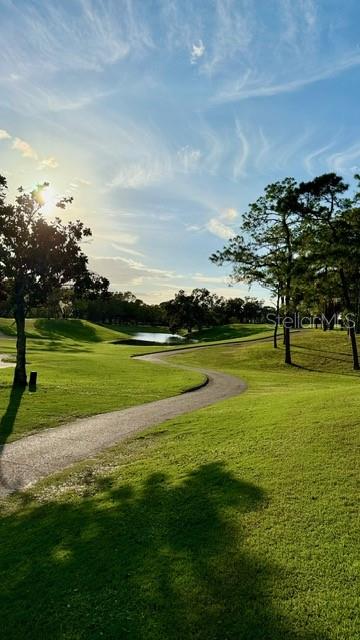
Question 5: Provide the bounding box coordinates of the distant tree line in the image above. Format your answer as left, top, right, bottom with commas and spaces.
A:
0, 285, 273, 334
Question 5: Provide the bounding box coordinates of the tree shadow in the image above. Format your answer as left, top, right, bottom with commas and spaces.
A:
0, 384, 25, 491
28, 340, 92, 354
292, 344, 353, 359
0, 462, 329, 639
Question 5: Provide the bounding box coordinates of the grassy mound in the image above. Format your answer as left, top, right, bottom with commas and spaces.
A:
0, 318, 125, 342
0, 329, 358, 638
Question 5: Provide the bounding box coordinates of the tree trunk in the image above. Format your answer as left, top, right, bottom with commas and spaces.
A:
284, 290, 292, 365
273, 291, 280, 349
339, 269, 359, 371
284, 325, 291, 365
349, 325, 359, 370
13, 292, 27, 387
273, 317, 279, 349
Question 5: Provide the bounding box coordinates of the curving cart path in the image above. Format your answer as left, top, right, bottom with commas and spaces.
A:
0, 340, 262, 496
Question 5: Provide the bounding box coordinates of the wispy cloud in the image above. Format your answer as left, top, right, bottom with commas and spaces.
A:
10, 135, 59, 169
0, 0, 153, 79
0, 129, 11, 140
206, 217, 235, 240
190, 40, 205, 64
304, 139, 338, 174
233, 121, 249, 179
111, 244, 145, 258
108, 160, 169, 189
327, 142, 360, 173
214, 51, 360, 104
222, 207, 238, 221
177, 146, 202, 172
12, 137, 38, 159
39, 157, 59, 169
192, 272, 229, 284
202, 0, 254, 75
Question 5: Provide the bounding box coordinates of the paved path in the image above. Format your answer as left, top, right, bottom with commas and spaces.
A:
0, 340, 261, 496
0, 354, 15, 369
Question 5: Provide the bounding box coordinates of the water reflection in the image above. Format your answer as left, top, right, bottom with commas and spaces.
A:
125, 332, 185, 345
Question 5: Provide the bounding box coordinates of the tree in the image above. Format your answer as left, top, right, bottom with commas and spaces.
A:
0, 177, 102, 386
211, 178, 301, 364
297, 173, 360, 370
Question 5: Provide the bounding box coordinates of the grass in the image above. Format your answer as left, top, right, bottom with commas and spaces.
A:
0, 329, 359, 638
0, 318, 204, 443
188, 322, 273, 342
0, 317, 126, 341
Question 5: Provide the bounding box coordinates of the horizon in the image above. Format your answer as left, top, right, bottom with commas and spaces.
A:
1, 0, 360, 303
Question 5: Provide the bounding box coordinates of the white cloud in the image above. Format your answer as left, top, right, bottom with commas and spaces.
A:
88, 255, 182, 289
0, 129, 11, 140
190, 39, 205, 64
108, 160, 169, 189
214, 50, 360, 104
233, 121, 249, 179
97, 231, 139, 246
12, 137, 38, 159
39, 156, 59, 169
177, 146, 202, 173
0, 1, 153, 80
192, 273, 229, 284
221, 207, 238, 221
111, 244, 144, 257
11, 137, 59, 169
304, 140, 336, 174
327, 142, 360, 173
203, 0, 254, 75
206, 217, 235, 240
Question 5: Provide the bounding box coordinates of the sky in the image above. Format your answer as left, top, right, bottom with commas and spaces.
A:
1, 0, 360, 304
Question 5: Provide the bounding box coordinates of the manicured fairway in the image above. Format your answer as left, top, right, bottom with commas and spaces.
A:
0, 329, 358, 639
0, 318, 203, 443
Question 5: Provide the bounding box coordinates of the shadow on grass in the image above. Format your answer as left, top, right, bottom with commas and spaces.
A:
0, 384, 25, 491
28, 340, 92, 354
292, 344, 353, 359
0, 462, 329, 639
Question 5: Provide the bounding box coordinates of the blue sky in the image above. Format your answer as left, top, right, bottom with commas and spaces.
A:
1, 0, 360, 303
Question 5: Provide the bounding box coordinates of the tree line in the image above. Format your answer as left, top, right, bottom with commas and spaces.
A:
211, 173, 360, 369
0, 284, 272, 334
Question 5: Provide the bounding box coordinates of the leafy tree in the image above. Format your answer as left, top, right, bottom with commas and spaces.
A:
0, 176, 103, 385
211, 178, 301, 363
297, 173, 360, 369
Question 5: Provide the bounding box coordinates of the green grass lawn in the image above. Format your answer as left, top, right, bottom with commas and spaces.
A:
0, 318, 204, 443
189, 322, 273, 342
0, 329, 358, 639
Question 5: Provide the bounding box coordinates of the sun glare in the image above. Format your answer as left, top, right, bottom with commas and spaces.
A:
33, 184, 58, 215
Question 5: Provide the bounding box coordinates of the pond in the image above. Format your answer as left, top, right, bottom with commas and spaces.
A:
121, 331, 186, 345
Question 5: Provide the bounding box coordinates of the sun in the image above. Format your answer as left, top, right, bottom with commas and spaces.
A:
32, 184, 58, 215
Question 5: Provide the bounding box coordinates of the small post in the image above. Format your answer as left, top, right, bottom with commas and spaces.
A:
29, 371, 37, 392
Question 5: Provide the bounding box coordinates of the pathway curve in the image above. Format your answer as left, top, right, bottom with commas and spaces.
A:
0, 338, 272, 496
